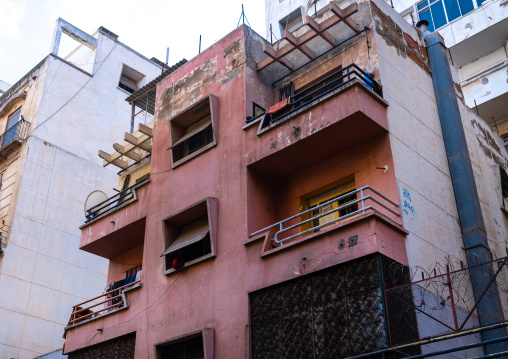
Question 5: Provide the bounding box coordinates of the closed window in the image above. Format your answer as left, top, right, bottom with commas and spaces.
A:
300, 176, 358, 233
417, 0, 480, 32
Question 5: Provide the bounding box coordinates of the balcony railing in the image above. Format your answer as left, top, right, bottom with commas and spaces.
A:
67, 280, 141, 327
254, 63, 382, 128
0, 119, 30, 152
249, 186, 400, 245
85, 176, 150, 223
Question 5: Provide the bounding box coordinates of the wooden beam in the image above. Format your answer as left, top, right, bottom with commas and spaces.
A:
262, 44, 294, 70
138, 123, 153, 137
283, 30, 315, 60
329, 2, 360, 33
256, 1, 358, 71
98, 150, 128, 169
124, 132, 152, 152
113, 143, 143, 162
305, 16, 336, 47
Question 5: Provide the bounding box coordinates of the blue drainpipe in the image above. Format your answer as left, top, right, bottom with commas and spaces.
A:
424, 31, 507, 353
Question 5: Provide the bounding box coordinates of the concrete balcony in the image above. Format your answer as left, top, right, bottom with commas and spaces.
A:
244, 64, 388, 178
245, 186, 408, 290
64, 279, 142, 330
440, 0, 508, 69
0, 118, 30, 160
79, 178, 149, 259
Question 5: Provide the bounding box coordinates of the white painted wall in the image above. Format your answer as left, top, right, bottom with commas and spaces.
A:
0, 26, 163, 359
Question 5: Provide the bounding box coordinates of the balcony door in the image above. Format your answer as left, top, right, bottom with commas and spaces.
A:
2, 108, 21, 146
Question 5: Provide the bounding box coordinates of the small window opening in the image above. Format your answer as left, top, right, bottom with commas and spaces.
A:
279, 7, 304, 37
169, 95, 218, 167
118, 65, 145, 94
501, 169, 508, 200
162, 198, 217, 275
156, 334, 204, 359
163, 216, 212, 271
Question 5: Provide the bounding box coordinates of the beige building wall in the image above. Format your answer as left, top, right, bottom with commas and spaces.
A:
373, 0, 508, 272
0, 23, 163, 359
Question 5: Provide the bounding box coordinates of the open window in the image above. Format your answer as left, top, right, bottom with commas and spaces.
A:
162, 198, 218, 275
155, 328, 214, 359
169, 94, 219, 168
501, 168, 508, 213
279, 7, 304, 37
118, 64, 146, 94
300, 175, 358, 233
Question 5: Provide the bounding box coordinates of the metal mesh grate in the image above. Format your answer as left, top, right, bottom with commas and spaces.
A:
250, 255, 402, 358
68, 333, 136, 359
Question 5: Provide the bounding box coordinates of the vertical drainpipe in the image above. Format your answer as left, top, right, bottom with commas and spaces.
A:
421, 25, 508, 354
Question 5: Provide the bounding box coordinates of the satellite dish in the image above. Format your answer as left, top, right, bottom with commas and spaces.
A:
84, 190, 109, 216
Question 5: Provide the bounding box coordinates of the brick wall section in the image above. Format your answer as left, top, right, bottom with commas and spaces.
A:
371, 2, 431, 74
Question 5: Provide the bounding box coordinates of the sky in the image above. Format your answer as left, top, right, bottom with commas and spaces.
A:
0, 0, 267, 86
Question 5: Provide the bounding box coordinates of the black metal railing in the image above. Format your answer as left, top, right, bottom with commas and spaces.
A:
259, 63, 382, 128
85, 177, 150, 223
0, 119, 30, 150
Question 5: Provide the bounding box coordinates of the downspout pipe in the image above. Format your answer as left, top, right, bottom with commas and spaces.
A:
424, 32, 507, 353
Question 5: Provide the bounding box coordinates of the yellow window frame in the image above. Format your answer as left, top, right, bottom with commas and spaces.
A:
299, 175, 356, 233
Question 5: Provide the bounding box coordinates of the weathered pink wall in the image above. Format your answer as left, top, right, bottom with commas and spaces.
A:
68, 19, 408, 358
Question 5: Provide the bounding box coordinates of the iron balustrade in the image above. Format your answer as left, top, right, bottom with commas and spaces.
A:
249, 186, 400, 245
258, 63, 382, 127
0, 119, 30, 150
85, 177, 150, 223
68, 280, 141, 326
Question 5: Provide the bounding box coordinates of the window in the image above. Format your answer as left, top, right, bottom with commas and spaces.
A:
169, 94, 219, 168
300, 176, 358, 233
417, 0, 481, 32
279, 7, 304, 37
155, 329, 214, 359
162, 198, 217, 275
3, 107, 21, 146
118, 65, 145, 94
157, 335, 203, 359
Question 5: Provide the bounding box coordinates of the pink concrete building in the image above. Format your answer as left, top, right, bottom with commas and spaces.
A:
62, 0, 508, 358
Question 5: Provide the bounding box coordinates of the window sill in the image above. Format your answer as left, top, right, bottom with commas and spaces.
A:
164, 253, 215, 276
171, 141, 217, 168
117, 86, 135, 96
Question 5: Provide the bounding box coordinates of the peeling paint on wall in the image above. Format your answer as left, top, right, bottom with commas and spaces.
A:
371, 2, 430, 74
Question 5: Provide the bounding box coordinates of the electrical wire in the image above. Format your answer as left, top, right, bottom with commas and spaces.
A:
25, 42, 119, 139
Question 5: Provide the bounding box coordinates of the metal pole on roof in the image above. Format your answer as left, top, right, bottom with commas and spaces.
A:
242, 4, 245, 25
199, 35, 202, 54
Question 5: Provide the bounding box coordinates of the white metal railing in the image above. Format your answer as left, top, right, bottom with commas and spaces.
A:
249, 186, 401, 245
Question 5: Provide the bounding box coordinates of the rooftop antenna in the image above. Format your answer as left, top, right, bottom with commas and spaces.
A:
237, 4, 250, 28
199, 35, 202, 54
161, 47, 169, 75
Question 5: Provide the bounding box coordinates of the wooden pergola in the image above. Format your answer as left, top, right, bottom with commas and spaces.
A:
98, 122, 153, 170
258, 2, 360, 71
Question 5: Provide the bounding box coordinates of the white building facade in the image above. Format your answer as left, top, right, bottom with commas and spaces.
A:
0, 19, 165, 359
